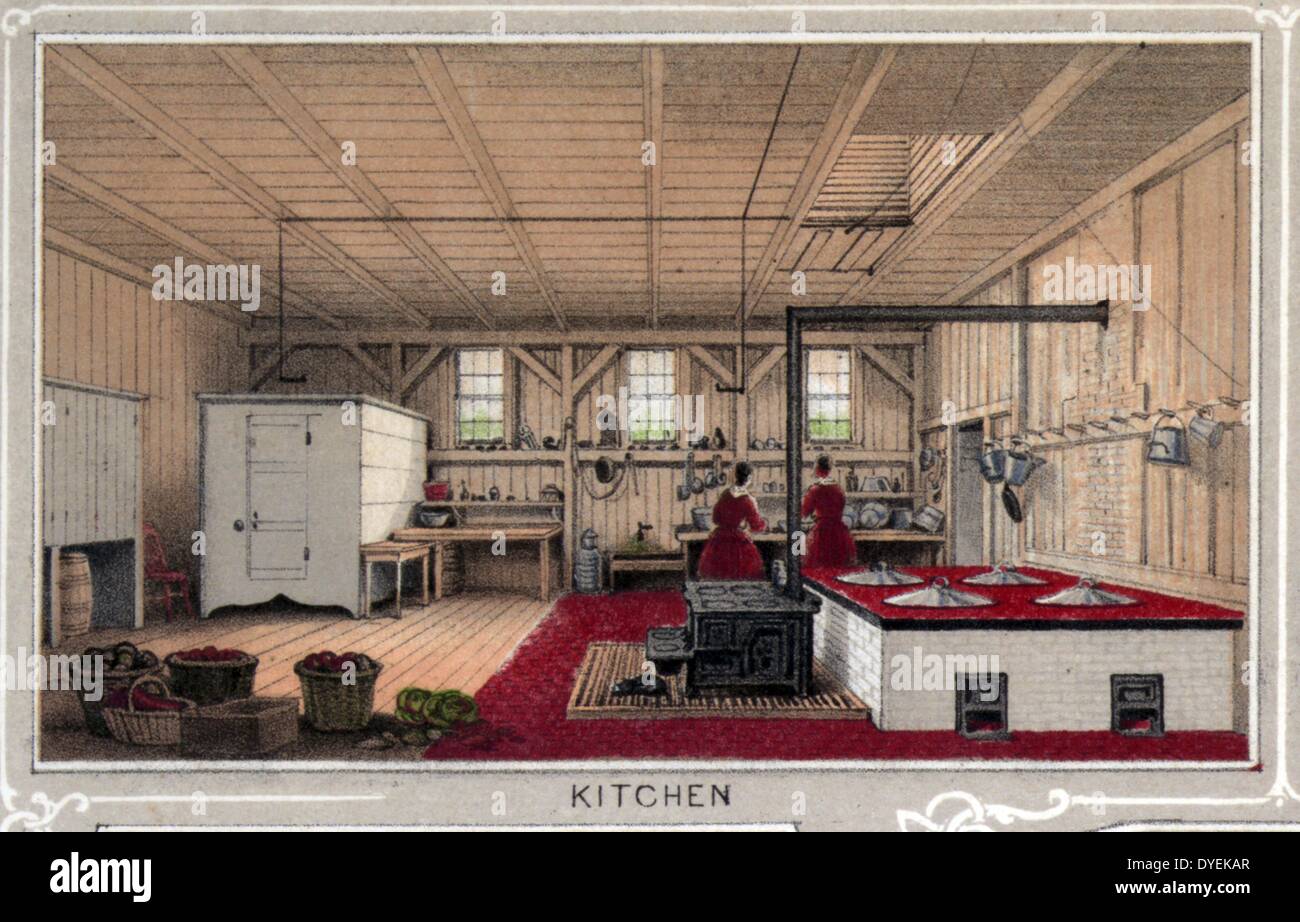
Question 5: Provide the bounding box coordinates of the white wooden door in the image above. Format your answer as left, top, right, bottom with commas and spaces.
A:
245, 414, 310, 580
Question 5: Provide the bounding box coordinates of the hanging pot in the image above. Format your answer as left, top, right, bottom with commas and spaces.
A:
1004, 438, 1038, 486
979, 440, 1008, 484
691, 507, 713, 531
593, 456, 619, 484
1147, 410, 1190, 466
1188, 408, 1225, 448
918, 447, 938, 471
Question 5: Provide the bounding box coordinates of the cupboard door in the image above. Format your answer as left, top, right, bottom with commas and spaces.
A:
246, 414, 309, 580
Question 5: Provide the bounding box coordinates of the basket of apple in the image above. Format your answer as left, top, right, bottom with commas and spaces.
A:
165, 646, 259, 706
293, 651, 382, 732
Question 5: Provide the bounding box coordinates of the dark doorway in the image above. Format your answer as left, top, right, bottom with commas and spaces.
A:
953, 421, 985, 565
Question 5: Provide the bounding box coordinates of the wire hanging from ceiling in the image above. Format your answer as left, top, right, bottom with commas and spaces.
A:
718, 46, 802, 395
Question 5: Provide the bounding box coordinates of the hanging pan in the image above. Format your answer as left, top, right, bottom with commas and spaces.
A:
1001, 483, 1023, 523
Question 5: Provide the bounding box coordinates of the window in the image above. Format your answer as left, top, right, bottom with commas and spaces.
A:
806, 348, 852, 442
626, 349, 676, 444
456, 349, 505, 444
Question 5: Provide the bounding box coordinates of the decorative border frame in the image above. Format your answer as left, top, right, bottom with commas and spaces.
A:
1, 0, 1295, 831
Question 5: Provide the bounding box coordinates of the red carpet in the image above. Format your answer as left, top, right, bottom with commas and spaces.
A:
424, 591, 1251, 763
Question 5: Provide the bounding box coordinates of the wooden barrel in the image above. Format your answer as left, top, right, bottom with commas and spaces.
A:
59, 552, 93, 637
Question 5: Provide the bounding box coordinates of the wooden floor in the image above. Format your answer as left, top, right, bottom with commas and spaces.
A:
48, 592, 551, 717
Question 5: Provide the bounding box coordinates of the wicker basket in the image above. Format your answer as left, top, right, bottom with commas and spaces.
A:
164, 652, 258, 706
294, 660, 383, 731
103, 676, 195, 746
81, 663, 163, 736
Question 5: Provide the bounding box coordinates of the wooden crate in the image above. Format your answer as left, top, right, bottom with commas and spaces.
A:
180, 697, 299, 756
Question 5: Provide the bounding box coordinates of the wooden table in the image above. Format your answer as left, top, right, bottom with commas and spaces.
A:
676, 529, 946, 577
358, 541, 430, 618
391, 525, 564, 600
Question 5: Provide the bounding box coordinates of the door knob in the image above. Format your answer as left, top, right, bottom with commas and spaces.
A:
233, 519, 244, 532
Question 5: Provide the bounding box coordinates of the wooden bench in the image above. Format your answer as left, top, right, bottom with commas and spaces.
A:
359, 541, 431, 618
608, 552, 687, 591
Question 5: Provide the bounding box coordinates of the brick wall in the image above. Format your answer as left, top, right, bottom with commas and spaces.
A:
878, 627, 1236, 732
812, 591, 883, 712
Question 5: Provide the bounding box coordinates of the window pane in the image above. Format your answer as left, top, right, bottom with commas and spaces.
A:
456, 349, 504, 443
625, 350, 676, 442
806, 349, 851, 442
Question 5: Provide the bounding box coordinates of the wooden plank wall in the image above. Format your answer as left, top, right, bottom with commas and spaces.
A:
41, 246, 247, 569
924, 125, 1249, 604
42, 380, 140, 548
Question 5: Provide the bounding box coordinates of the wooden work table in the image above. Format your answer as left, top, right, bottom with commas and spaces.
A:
392, 525, 564, 600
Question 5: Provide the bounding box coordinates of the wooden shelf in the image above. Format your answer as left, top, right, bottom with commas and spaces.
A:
428, 449, 565, 463
422, 500, 563, 508
746, 450, 914, 464
752, 491, 919, 501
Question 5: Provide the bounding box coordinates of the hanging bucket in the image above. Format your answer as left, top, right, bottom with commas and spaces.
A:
1147, 410, 1190, 466
979, 441, 1007, 484
59, 552, 93, 638
1188, 407, 1225, 448
1004, 438, 1037, 486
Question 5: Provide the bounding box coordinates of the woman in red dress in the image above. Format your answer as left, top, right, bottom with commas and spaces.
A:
801, 454, 856, 568
697, 461, 767, 580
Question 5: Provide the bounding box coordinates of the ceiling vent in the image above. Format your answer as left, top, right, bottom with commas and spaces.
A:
804, 133, 989, 229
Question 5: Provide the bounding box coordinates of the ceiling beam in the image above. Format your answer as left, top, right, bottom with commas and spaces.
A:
341, 344, 392, 391
858, 344, 915, 395
938, 93, 1248, 306
47, 46, 428, 329
508, 346, 562, 394
838, 45, 1133, 304
408, 47, 567, 331
46, 163, 342, 329
642, 47, 665, 329
214, 47, 497, 330
573, 345, 620, 398
686, 345, 735, 388
739, 47, 898, 320
241, 329, 928, 347
400, 346, 447, 398
747, 347, 787, 388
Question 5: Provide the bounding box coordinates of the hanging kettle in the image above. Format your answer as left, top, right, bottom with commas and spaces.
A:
1188, 407, 1225, 448
979, 440, 1008, 484
1147, 410, 1190, 466
1004, 438, 1039, 487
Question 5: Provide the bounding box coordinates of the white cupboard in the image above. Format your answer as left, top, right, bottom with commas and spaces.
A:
198, 394, 429, 617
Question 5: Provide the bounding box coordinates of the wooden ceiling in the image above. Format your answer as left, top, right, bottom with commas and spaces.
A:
42, 42, 1249, 332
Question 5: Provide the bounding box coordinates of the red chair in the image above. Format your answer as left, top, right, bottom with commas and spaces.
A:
143, 523, 195, 621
